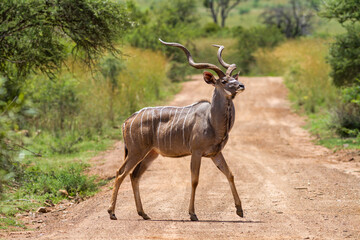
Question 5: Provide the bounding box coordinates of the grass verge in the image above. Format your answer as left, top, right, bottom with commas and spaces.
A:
305, 113, 360, 150
0, 137, 114, 231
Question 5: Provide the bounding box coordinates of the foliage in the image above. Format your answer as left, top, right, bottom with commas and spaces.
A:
235, 26, 285, 73
260, 0, 319, 38
319, 0, 360, 138
320, 0, 360, 87
320, 0, 360, 24
0, 77, 26, 194
0, 0, 131, 80
0, 0, 132, 193
328, 25, 360, 87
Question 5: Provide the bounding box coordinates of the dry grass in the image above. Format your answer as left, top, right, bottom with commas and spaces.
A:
76, 47, 173, 130
255, 38, 338, 113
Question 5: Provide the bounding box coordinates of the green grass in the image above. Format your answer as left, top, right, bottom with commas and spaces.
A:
0, 216, 26, 230
305, 113, 360, 150
0, 137, 114, 230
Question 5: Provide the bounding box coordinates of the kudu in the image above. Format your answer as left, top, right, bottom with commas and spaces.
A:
108, 39, 245, 221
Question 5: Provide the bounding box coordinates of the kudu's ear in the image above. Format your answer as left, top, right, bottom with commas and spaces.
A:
232, 71, 240, 80
203, 71, 216, 85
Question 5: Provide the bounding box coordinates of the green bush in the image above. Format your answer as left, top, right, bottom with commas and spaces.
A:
202, 22, 221, 36
22, 163, 98, 199
331, 85, 360, 137
0, 77, 26, 194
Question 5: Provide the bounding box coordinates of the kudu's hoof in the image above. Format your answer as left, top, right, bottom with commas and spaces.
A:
108, 209, 117, 220
236, 206, 244, 218
138, 212, 151, 220
190, 214, 199, 221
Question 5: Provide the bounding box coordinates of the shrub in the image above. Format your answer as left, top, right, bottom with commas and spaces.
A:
331, 84, 360, 137
202, 22, 221, 36
22, 163, 98, 198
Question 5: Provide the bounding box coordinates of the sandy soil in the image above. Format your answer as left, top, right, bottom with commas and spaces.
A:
4, 76, 360, 240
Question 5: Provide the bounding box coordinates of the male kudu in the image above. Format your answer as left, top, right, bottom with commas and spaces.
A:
108, 39, 245, 221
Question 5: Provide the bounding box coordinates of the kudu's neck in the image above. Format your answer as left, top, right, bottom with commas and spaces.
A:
210, 87, 235, 141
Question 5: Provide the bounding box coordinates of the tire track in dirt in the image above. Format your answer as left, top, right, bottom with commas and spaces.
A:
6, 76, 360, 240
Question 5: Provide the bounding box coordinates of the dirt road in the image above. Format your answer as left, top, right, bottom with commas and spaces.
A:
8, 76, 360, 239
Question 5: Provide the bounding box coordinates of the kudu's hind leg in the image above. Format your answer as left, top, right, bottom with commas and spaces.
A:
211, 152, 244, 218
107, 148, 149, 220
189, 151, 202, 221
130, 149, 159, 220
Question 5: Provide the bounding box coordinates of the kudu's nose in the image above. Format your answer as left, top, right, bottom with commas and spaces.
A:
237, 83, 245, 92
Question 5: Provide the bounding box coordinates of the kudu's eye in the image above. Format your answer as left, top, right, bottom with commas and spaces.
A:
221, 79, 227, 84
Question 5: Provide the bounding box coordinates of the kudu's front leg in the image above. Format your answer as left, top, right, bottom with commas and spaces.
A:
211, 152, 244, 218
189, 151, 202, 221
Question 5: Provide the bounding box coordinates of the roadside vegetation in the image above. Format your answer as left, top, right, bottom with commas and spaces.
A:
1, 0, 359, 231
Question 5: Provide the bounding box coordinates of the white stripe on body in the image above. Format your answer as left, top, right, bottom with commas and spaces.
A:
182, 106, 193, 146
151, 108, 155, 136
140, 109, 146, 138
164, 108, 173, 148
169, 108, 178, 149
157, 107, 165, 148
146, 109, 150, 142
129, 112, 141, 142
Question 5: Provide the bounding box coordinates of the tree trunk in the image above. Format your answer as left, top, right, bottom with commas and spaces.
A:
209, 0, 218, 24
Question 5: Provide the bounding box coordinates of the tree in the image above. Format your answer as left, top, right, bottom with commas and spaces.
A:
203, 0, 242, 28
0, 0, 132, 192
260, 0, 317, 38
320, 0, 360, 137
0, 0, 131, 90
327, 25, 360, 87
320, 0, 360, 87
320, 0, 360, 24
